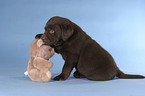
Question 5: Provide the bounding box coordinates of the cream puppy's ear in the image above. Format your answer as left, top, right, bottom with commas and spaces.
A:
37, 39, 44, 47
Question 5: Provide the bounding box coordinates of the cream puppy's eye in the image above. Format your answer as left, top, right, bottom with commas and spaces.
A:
49, 30, 55, 34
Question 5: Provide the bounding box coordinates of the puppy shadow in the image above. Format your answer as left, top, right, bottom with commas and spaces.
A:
11, 73, 61, 82
50, 73, 119, 84
11, 73, 119, 84
50, 73, 102, 84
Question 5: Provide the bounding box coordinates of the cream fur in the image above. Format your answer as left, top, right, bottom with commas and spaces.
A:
25, 38, 55, 82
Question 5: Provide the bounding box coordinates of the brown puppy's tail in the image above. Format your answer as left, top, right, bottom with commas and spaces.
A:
116, 70, 145, 79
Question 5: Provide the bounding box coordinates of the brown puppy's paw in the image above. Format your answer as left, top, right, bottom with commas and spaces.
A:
73, 71, 86, 78
53, 74, 66, 81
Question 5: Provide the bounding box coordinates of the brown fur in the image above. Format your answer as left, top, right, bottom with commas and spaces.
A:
40, 16, 145, 81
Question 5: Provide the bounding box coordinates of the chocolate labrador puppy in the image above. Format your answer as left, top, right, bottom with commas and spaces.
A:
38, 16, 145, 81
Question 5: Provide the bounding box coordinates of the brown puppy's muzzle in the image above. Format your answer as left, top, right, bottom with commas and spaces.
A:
41, 33, 57, 47
40, 34, 51, 45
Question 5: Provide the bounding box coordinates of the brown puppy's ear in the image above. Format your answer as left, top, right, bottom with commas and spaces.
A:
62, 24, 73, 41
35, 34, 43, 39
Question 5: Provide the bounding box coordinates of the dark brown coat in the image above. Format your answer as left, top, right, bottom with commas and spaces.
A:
38, 16, 145, 81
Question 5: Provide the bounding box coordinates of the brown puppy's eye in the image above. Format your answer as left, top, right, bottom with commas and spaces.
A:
49, 30, 55, 34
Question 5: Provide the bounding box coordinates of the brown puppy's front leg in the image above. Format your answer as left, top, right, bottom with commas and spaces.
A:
54, 59, 76, 81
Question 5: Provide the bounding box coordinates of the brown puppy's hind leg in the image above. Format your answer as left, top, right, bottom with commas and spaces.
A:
73, 71, 86, 78
86, 73, 115, 81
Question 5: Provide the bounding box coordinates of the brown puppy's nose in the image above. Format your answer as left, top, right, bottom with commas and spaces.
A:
35, 34, 43, 39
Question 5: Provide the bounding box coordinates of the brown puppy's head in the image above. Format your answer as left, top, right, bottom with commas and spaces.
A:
41, 16, 74, 47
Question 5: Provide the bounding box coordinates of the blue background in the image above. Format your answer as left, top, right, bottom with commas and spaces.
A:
0, 0, 145, 96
